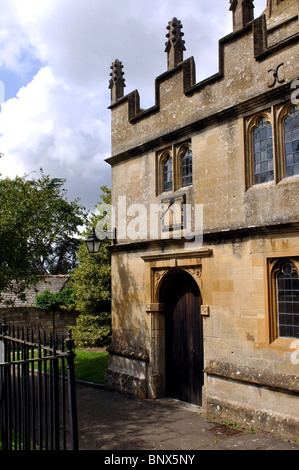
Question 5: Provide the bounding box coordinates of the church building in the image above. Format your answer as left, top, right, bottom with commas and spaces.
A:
104, 0, 299, 439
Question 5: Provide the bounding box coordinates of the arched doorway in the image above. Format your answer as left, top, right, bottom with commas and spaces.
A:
163, 270, 203, 405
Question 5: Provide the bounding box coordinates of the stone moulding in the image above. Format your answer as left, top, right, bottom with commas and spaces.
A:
141, 248, 212, 262
109, 223, 299, 253
145, 303, 165, 313
106, 83, 291, 166
205, 361, 299, 394
106, 343, 149, 362
205, 396, 299, 442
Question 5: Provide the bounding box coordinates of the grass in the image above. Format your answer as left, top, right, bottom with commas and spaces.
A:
8, 347, 109, 384
73, 348, 109, 384
0, 428, 34, 450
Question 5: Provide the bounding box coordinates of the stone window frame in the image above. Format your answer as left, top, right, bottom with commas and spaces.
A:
245, 103, 299, 189
156, 140, 192, 195
267, 256, 299, 344
245, 110, 274, 189
177, 143, 192, 188
157, 147, 173, 195
163, 154, 173, 192
276, 103, 299, 181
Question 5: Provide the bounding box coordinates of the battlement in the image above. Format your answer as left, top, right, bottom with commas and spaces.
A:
107, 0, 298, 161
265, 0, 298, 27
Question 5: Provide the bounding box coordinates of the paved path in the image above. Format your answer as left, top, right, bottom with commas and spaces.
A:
75, 384, 299, 451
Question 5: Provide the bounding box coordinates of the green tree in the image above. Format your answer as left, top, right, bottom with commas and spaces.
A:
71, 186, 111, 314
70, 187, 112, 347
47, 237, 81, 275
0, 170, 87, 302
35, 287, 75, 311
35, 287, 75, 335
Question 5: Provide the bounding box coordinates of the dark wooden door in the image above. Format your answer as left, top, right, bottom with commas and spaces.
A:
165, 271, 203, 405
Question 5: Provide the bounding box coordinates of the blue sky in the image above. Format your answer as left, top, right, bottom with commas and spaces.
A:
0, 46, 43, 102
0, 0, 266, 211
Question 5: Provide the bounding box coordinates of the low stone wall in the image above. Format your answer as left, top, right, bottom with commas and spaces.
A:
0, 307, 79, 341
203, 362, 299, 441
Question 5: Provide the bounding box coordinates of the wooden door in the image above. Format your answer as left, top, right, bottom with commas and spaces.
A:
165, 271, 203, 405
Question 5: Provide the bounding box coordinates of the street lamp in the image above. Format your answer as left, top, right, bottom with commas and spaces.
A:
84, 228, 101, 253
84, 227, 116, 253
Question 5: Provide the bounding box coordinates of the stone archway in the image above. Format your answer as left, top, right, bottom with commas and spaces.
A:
142, 248, 212, 400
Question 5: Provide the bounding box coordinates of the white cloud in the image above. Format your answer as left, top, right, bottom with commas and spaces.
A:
0, 0, 267, 209
0, 66, 110, 203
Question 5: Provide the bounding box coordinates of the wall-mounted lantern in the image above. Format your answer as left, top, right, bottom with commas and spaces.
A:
84, 228, 116, 253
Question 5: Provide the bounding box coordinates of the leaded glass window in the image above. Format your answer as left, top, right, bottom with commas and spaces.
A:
181, 148, 192, 187
284, 106, 299, 177
163, 155, 173, 191
276, 261, 299, 338
253, 117, 274, 184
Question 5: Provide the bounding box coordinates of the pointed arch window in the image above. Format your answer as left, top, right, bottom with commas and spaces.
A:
181, 148, 192, 187
157, 140, 192, 195
268, 258, 299, 342
163, 155, 173, 192
284, 105, 299, 178
252, 117, 274, 184
276, 261, 299, 338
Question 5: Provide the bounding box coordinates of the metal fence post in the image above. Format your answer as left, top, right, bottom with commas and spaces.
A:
52, 335, 60, 450
1, 317, 8, 361
22, 338, 30, 450
1, 317, 8, 450
0, 320, 78, 451
66, 329, 79, 450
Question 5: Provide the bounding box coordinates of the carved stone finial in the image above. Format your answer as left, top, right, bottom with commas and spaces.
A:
165, 17, 186, 70
109, 59, 126, 105
229, 0, 254, 32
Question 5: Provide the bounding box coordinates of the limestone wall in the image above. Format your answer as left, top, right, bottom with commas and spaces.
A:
0, 307, 79, 341
107, 231, 299, 438
106, 1, 299, 439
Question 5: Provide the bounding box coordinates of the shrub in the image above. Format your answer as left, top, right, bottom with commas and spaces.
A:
71, 312, 111, 348
35, 288, 75, 310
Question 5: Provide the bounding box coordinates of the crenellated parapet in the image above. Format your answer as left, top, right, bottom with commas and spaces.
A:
107, 1, 299, 157
264, 0, 298, 28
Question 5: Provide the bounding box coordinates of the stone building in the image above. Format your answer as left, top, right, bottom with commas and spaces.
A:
104, 0, 299, 439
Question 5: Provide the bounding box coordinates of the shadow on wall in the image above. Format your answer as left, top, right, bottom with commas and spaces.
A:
111, 253, 148, 352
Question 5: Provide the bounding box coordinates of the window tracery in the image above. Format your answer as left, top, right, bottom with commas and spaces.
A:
283, 105, 299, 178
268, 258, 299, 342
156, 141, 192, 195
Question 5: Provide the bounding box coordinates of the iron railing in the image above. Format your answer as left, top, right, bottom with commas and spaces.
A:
0, 317, 79, 450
